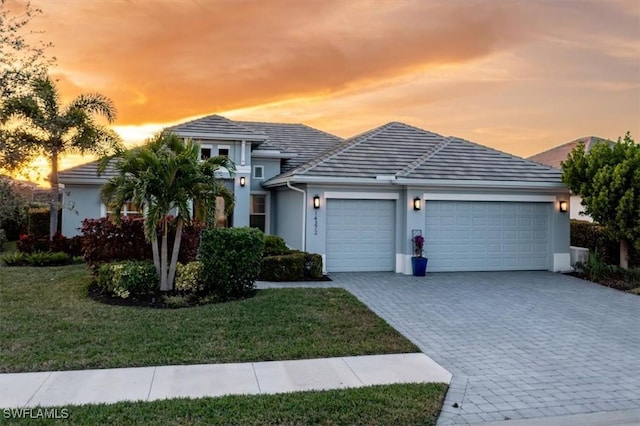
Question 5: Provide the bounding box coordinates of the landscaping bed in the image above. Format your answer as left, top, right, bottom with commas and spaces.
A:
0, 264, 418, 373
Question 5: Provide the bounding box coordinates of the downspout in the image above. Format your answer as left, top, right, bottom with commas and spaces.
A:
286, 181, 306, 251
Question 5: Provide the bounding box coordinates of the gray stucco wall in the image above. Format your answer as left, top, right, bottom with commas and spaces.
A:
273, 187, 304, 249
61, 185, 103, 236
250, 158, 280, 192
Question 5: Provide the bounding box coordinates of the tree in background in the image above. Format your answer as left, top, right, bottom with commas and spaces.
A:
100, 133, 235, 291
0, 175, 27, 241
562, 132, 640, 269
0, 1, 55, 172
1, 76, 122, 238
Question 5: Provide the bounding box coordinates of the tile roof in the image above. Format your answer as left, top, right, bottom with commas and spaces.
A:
528, 136, 610, 169
275, 122, 562, 183
167, 114, 266, 140
237, 121, 343, 171
58, 160, 116, 183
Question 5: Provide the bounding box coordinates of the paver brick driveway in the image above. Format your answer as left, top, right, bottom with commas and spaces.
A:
259, 271, 640, 424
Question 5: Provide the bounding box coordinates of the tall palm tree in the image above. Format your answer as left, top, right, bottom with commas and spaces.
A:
2, 76, 121, 237
100, 132, 235, 291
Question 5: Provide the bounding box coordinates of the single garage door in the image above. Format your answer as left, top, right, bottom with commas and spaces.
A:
425, 201, 550, 272
326, 199, 395, 272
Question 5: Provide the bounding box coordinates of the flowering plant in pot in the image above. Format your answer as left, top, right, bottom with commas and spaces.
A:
411, 234, 428, 276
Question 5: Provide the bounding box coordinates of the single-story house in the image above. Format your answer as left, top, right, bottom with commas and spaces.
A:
59, 115, 571, 274
528, 136, 611, 222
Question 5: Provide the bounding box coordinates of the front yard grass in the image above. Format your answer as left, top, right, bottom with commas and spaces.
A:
0, 264, 418, 373
3, 383, 447, 426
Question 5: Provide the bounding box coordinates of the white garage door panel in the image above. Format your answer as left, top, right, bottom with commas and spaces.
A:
326, 199, 395, 272
425, 201, 549, 272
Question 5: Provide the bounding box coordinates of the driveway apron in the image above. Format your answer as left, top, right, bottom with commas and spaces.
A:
259, 271, 640, 425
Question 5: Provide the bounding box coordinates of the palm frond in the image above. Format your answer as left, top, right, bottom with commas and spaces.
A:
67, 93, 117, 123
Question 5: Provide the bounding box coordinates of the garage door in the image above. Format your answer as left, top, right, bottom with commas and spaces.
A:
424, 201, 550, 272
326, 199, 395, 272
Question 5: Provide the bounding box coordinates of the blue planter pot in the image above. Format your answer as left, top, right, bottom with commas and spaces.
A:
412, 257, 428, 276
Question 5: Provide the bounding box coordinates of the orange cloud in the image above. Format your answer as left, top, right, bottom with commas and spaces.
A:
39, 0, 533, 125
4, 0, 636, 167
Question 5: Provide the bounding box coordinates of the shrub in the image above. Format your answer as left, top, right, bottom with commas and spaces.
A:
49, 233, 84, 257
622, 268, 640, 285
16, 234, 49, 254
575, 249, 616, 282
260, 251, 323, 281
199, 227, 264, 301
263, 235, 290, 257
1, 252, 25, 266
82, 217, 150, 271
175, 261, 205, 293
1, 251, 73, 267
16, 233, 84, 257
26, 206, 51, 238
303, 252, 323, 279
97, 261, 158, 299
261, 252, 306, 281
571, 220, 639, 267
81, 217, 203, 272
0, 229, 6, 251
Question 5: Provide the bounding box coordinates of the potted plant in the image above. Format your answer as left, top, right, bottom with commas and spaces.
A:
411, 234, 428, 276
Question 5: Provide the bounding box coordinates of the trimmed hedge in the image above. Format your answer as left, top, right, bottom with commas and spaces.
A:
97, 261, 158, 299
571, 220, 639, 267
175, 261, 205, 293
199, 227, 264, 301
81, 217, 202, 272
260, 251, 323, 281
16, 233, 83, 257
24, 204, 62, 238
263, 235, 289, 257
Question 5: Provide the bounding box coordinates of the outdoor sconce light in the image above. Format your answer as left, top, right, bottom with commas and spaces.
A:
413, 197, 422, 211
239, 176, 246, 187
313, 195, 321, 209
559, 200, 568, 213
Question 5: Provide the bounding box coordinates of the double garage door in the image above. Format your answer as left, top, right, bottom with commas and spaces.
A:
424, 201, 550, 272
325, 199, 550, 273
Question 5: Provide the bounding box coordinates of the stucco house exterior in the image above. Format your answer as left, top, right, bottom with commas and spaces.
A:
59, 115, 571, 274
528, 136, 611, 222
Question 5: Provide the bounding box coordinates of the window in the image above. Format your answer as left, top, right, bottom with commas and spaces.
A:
250, 194, 267, 232
104, 201, 142, 217
253, 165, 264, 179
200, 148, 212, 160
218, 146, 230, 157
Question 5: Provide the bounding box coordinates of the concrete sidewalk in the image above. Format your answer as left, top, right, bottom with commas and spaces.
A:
0, 353, 451, 408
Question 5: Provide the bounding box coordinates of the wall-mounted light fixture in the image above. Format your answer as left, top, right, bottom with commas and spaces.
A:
559, 200, 568, 213
413, 196, 422, 211
239, 176, 246, 187
313, 195, 321, 209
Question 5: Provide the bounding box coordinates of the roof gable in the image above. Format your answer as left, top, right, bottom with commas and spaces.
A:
237, 121, 343, 171
168, 114, 266, 141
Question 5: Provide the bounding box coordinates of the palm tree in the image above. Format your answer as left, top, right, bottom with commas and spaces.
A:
100, 132, 235, 291
1, 76, 121, 237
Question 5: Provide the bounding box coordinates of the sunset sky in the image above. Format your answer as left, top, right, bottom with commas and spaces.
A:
9, 0, 640, 182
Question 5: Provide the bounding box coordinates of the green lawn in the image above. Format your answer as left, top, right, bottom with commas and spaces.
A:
0, 264, 418, 373
2, 383, 447, 426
